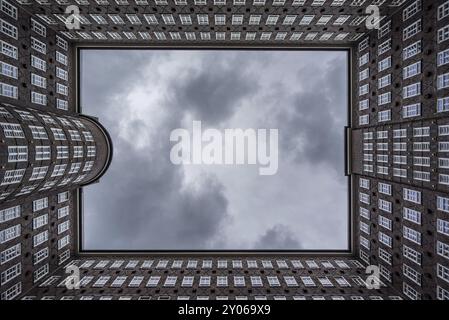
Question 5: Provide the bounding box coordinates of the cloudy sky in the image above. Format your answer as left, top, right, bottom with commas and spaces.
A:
80, 49, 348, 250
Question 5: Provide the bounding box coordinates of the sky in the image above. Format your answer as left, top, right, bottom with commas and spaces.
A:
80, 49, 349, 251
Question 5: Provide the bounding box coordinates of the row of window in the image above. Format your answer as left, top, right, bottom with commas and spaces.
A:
58, 29, 356, 42
21, 0, 405, 8
75, 258, 362, 270
50, 12, 372, 27
0, 161, 93, 186
0, 122, 92, 142
58, 274, 370, 289
362, 126, 449, 140
18, 294, 404, 301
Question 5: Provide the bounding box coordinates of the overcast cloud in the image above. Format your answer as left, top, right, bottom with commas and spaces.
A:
81, 50, 348, 250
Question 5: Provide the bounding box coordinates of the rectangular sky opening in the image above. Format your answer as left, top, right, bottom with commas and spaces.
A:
80, 49, 350, 251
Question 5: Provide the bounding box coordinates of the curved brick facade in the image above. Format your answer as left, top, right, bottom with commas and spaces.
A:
0, 103, 112, 202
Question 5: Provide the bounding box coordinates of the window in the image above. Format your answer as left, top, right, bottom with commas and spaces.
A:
378, 183, 391, 195
73, 146, 83, 158
0, 224, 20, 244
111, 276, 127, 287
0, 19, 17, 39
1, 282, 21, 300
403, 82, 421, 98
438, 49, 449, 66
437, 241, 449, 260
378, 56, 391, 71
403, 103, 421, 118
0, 82, 18, 99
378, 199, 392, 213
1, 169, 25, 185
58, 192, 69, 203
31, 19, 46, 36
403, 245, 421, 266
403, 19, 421, 40
438, 73, 449, 89
56, 146, 69, 159
379, 232, 392, 247
403, 41, 421, 59
403, 0, 421, 21
30, 126, 48, 139
250, 276, 263, 287
437, 219, 449, 236
403, 207, 421, 225
7, 146, 27, 162
51, 164, 66, 177
217, 276, 228, 287
58, 221, 70, 234
378, 110, 391, 122
83, 161, 94, 172
1, 263, 21, 285
403, 61, 421, 79
439, 1, 449, 20
181, 276, 194, 287
199, 276, 211, 287
35, 146, 51, 160
437, 196, 449, 213
403, 226, 421, 245
33, 198, 48, 212
0, 205, 20, 223
234, 276, 245, 287
403, 264, 421, 285
57, 206, 69, 219
51, 128, 66, 140
31, 37, 46, 54
1, 122, 24, 138
403, 188, 421, 204
33, 214, 48, 230
0, 0, 17, 19
0, 61, 18, 78
0, 244, 21, 265
0, 40, 16, 61
439, 25, 449, 43
33, 230, 48, 247
83, 131, 94, 141
301, 276, 316, 287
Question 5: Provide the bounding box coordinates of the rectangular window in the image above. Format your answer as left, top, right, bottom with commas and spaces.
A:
35, 146, 51, 160
30, 166, 48, 181
0, 61, 18, 79
0, 19, 17, 39
7, 146, 27, 162
1, 169, 25, 186
0, 82, 18, 99
0, 243, 21, 265
403, 188, 421, 204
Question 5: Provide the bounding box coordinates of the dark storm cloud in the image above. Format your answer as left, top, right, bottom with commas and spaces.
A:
84, 123, 230, 249
253, 225, 303, 250
276, 54, 348, 175
170, 53, 260, 125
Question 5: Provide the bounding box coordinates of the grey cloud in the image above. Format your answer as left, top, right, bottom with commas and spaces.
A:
84, 131, 230, 250
170, 53, 260, 125
80, 50, 150, 113
276, 54, 348, 175
253, 224, 303, 250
